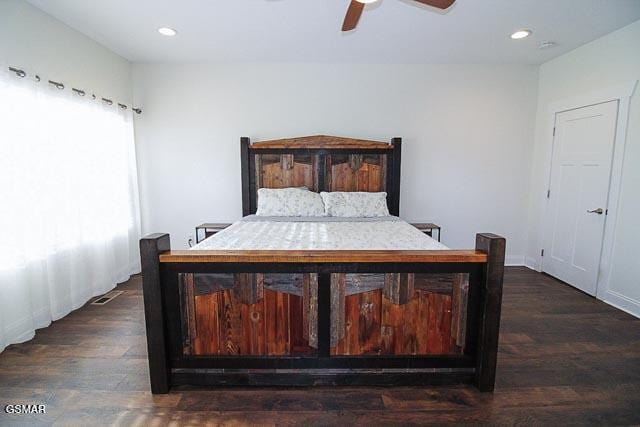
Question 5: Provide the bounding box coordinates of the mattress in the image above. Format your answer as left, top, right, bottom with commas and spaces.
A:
192, 215, 448, 251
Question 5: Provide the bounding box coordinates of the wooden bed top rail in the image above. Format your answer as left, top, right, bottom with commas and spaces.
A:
158, 249, 488, 263
249, 135, 393, 150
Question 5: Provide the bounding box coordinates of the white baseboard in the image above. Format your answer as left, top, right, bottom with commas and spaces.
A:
602, 289, 640, 319
524, 256, 540, 271
505, 255, 525, 266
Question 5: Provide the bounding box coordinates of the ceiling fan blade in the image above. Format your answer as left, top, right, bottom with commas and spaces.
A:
412, 0, 456, 9
342, 0, 365, 31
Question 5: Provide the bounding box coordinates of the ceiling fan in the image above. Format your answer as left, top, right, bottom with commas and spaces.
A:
342, 0, 456, 31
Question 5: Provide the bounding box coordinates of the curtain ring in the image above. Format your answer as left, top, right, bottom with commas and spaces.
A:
9, 67, 26, 78
101, 97, 113, 106
118, 103, 127, 110
48, 80, 64, 90
132, 108, 142, 115
72, 88, 86, 96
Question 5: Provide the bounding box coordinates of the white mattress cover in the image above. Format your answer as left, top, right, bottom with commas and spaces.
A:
192, 216, 448, 251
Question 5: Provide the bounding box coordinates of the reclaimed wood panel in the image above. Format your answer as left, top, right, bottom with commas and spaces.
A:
451, 273, 469, 347
332, 289, 383, 355
179, 274, 197, 355
327, 154, 386, 192
233, 273, 264, 305
384, 273, 415, 305
359, 289, 382, 353
193, 273, 234, 295
221, 290, 243, 355
416, 289, 431, 354
343, 290, 361, 355
330, 273, 346, 347
345, 273, 385, 296
265, 290, 290, 355
414, 273, 457, 294
189, 285, 315, 356
401, 296, 419, 354
381, 293, 404, 355
258, 154, 317, 190
308, 273, 318, 349
302, 276, 310, 341
262, 273, 305, 296
290, 292, 315, 354
240, 296, 264, 355
184, 270, 465, 357
332, 288, 464, 356
193, 292, 221, 355
425, 292, 446, 354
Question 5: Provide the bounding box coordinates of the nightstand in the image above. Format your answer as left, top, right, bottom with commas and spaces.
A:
195, 223, 231, 243
411, 223, 441, 242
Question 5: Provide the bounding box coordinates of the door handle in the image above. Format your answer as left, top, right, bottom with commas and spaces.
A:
587, 208, 604, 215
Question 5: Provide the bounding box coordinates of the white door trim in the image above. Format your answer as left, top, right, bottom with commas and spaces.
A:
535, 80, 637, 299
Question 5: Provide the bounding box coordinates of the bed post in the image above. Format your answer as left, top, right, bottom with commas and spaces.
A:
388, 137, 402, 216
474, 233, 506, 392
140, 233, 171, 394
241, 137, 252, 216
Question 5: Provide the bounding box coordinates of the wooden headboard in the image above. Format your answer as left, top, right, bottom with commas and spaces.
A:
241, 135, 402, 216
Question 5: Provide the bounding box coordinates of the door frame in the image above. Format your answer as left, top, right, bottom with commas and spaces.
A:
536, 80, 637, 301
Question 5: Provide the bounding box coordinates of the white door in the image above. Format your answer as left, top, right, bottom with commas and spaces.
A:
543, 101, 619, 296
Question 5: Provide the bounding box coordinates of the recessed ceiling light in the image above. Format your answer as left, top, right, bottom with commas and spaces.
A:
510, 29, 531, 40
158, 27, 177, 37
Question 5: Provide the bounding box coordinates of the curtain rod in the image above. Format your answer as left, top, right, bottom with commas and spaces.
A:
7, 66, 142, 115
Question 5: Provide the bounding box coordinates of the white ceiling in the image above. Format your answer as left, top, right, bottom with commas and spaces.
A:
27, 0, 640, 64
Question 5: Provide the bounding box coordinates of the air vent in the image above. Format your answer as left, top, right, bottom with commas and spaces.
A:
91, 290, 124, 305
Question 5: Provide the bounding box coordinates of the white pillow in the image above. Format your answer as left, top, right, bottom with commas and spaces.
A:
256, 187, 325, 217
320, 192, 390, 217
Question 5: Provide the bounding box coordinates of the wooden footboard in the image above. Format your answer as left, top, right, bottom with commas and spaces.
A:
140, 233, 505, 393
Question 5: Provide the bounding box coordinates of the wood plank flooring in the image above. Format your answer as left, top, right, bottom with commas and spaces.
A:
0, 267, 639, 425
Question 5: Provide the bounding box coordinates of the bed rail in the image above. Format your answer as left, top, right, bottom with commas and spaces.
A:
158, 250, 488, 263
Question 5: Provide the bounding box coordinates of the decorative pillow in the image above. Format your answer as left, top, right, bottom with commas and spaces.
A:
320, 192, 390, 217
256, 187, 325, 217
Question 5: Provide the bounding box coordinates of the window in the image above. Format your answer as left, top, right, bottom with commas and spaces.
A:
0, 69, 141, 351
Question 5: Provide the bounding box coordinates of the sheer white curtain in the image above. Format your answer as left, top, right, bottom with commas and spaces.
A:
0, 68, 141, 352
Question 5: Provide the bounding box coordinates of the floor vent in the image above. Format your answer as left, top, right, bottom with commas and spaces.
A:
91, 290, 124, 305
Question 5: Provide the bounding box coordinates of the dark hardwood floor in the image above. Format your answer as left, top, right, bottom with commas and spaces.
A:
1, 267, 639, 426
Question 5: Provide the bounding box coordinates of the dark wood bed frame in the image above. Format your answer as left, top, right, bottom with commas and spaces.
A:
140, 135, 505, 393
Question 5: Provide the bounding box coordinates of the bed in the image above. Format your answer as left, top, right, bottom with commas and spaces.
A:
140, 135, 505, 393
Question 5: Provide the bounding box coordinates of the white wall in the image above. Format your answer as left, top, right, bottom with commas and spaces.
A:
527, 20, 640, 316
0, 0, 131, 103
132, 63, 538, 262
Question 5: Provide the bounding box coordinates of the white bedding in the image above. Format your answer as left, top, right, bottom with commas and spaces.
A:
192, 216, 448, 251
